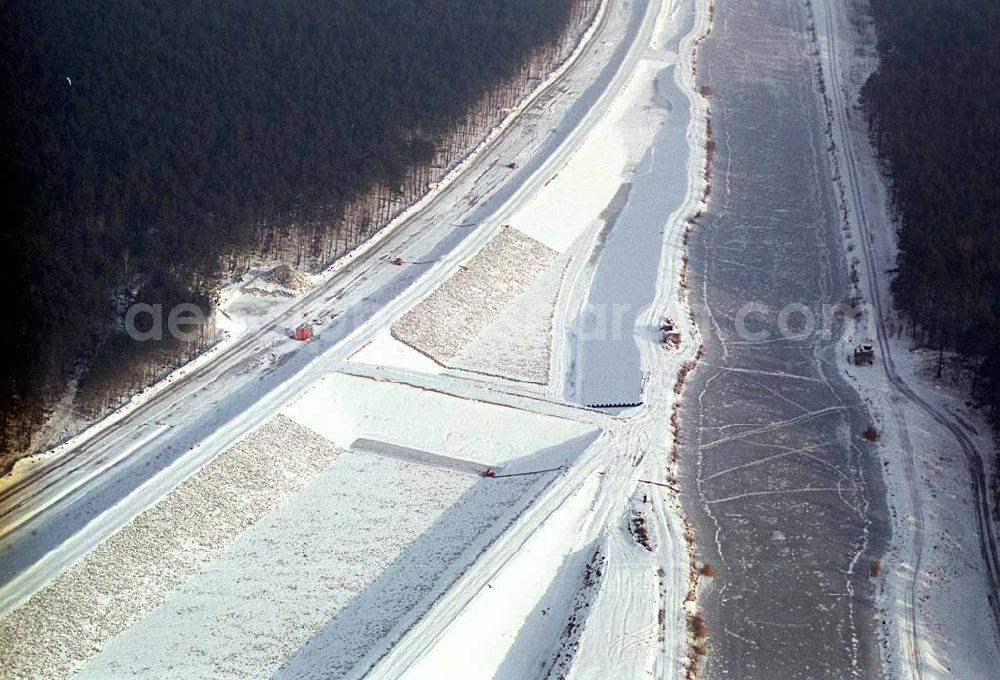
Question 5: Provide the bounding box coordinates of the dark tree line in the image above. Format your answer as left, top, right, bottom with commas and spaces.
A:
861, 0, 1000, 494
0, 0, 597, 462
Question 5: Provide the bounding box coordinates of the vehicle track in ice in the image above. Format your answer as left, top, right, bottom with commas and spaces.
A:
679, 0, 885, 674
812, 0, 1000, 675
809, 2, 926, 674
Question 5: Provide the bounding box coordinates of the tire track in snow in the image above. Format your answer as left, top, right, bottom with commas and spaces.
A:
813, 0, 1000, 675
810, 3, 926, 675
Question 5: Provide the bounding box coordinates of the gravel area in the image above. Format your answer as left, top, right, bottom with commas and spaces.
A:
0, 415, 340, 679
391, 226, 558, 362
450, 255, 568, 383
241, 264, 311, 298
76, 451, 543, 679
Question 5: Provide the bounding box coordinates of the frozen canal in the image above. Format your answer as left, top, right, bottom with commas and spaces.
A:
680, 0, 889, 677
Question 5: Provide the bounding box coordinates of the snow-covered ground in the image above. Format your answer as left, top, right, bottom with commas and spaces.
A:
812, 0, 1000, 677
0, 371, 604, 678
0, 0, 633, 603
79, 451, 548, 680
0, 0, 719, 677
281, 372, 599, 469
347, 330, 445, 376
366, 0, 713, 674
505, 58, 674, 256
376, 474, 608, 679
0, 415, 340, 679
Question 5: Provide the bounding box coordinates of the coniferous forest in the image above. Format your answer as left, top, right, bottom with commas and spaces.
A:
0, 0, 596, 462
862, 1, 1000, 490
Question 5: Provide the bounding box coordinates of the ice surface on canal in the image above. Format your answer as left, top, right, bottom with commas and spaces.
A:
679, 0, 888, 676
